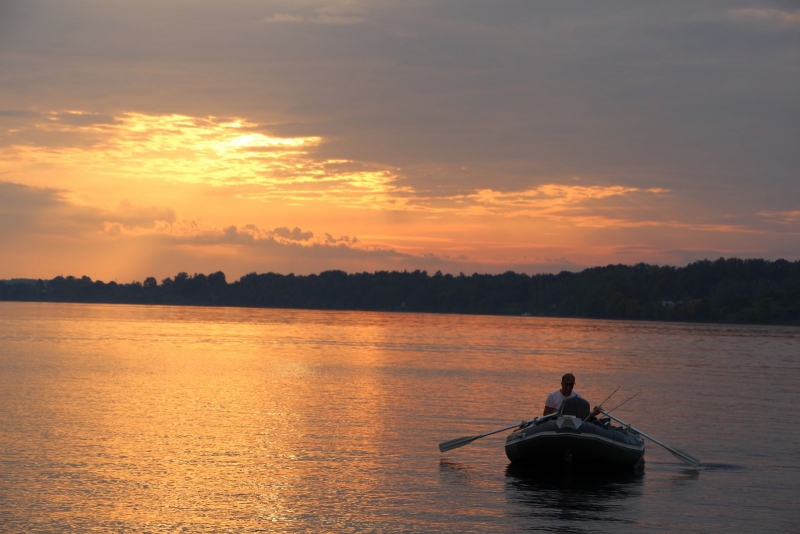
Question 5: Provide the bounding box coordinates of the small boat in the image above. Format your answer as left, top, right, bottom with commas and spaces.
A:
504, 397, 645, 470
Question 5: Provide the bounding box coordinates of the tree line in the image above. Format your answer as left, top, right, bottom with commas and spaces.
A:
2, 258, 799, 325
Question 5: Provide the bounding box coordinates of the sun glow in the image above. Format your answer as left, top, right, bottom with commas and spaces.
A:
0, 109, 733, 281
1, 111, 674, 222
4, 112, 421, 209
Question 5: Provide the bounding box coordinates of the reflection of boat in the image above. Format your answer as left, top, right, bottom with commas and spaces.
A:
504, 463, 644, 530
505, 397, 645, 470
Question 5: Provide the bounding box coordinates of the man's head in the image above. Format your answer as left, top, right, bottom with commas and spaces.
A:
560, 373, 576, 396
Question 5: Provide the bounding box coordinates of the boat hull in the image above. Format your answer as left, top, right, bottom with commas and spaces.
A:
505, 416, 645, 469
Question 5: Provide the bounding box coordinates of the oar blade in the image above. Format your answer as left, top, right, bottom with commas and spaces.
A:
439, 420, 533, 453
642, 435, 700, 467
665, 446, 700, 468
438, 435, 479, 453
599, 409, 700, 468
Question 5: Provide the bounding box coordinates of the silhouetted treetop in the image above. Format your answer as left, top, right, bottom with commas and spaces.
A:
2, 258, 799, 325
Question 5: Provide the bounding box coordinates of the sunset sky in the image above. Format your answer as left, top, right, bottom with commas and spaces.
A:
1, 1, 798, 282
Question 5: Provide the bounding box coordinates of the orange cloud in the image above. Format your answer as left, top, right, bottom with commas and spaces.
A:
457, 185, 646, 216
3, 109, 780, 282
3, 111, 673, 227
3, 111, 417, 210
758, 210, 800, 224
727, 8, 800, 28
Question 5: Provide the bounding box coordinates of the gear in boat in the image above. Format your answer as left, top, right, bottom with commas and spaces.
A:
505, 397, 646, 470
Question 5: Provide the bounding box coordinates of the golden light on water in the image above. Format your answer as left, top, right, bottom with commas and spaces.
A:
2, 295, 798, 530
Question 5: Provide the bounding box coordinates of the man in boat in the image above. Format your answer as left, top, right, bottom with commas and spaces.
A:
542, 373, 603, 418
542, 373, 581, 416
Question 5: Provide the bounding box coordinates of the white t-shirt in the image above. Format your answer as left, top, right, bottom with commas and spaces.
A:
545, 389, 581, 411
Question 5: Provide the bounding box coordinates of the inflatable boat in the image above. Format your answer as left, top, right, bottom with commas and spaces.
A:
504, 397, 645, 469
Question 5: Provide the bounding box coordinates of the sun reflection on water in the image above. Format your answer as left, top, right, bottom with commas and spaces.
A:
1, 303, 798, 531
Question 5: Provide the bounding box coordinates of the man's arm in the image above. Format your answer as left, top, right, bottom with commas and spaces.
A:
543, 391, 556, 416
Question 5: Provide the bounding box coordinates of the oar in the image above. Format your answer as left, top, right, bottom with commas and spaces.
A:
438, 418, 538, 453
599, 409, 700, 468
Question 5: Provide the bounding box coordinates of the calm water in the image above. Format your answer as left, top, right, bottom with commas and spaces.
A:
0, 302, 798, 532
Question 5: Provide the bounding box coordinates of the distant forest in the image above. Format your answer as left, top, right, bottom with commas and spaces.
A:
2, 258, 800, 325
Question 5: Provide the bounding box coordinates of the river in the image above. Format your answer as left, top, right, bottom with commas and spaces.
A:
0, 302, 797, 532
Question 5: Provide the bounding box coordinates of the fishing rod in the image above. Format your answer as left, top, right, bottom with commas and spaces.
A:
584, 385, 620, 421
604, 391, 640, 415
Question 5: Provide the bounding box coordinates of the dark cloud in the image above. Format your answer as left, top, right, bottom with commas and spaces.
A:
0, 181, 175, 238
273, 226, 314, 241
0, 181, 74, 238
0, 180, 65, 208
0, 109, 41, 118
